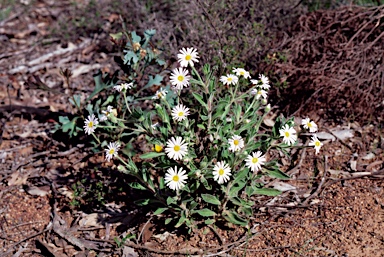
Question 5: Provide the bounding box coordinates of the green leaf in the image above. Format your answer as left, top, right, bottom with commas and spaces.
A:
192, 92, 208, 110
69, 94, 81, 108
229, 181, 246, 198
223, 211, 248, 227
128, 182, 146, 190
156, 59, 166, 66
201, 194, 221, 205
245, 186, 255, 197
234, 104, 242, 122
143, 74, 163, 90
87, 70, 115, 101
189, 200, 198, 210
153, 207, 168, 215
200, 176, 212, 190
139, 152, 165, 159
197, 124, 205, 130
110, 32, 123, 40
123, 51, 139, 65
253, 188, 282, 196
166, 196, 177, 205
144, 29, 156, 41
131, 31, 141, 43
164, 218, 172, 225
175, 212, 186, 228
204, 219, 216, 225
267, 169, 290, 179
134, 199, 150, 206
234, 167, 249, 183
194, 208, 216, 217
159, 177, 165, 190
59, 116, 80, 137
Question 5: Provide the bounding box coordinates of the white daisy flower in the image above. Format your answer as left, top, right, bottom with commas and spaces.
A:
220, 74, 238, 86
251, 88, 268, 99
245, 151, 266, 172
99, 115, 107, 122
279, 124, 297, 146
177, 47, 199, 67
164, 166, 188, 191
170, 67, 191, 90
251, 79, 259, 85
171, 104, 190, 122
83, 114, 99, 135
259, 74, 270, 90
309, 135, 323, 154
212, 161, 232, 184
114, 82, 133, 92
228, 135, 245, 152
105, 141, 120, 162
152, 88, 168, 99
301, 117, 318, 133
232, 68, 250, 79
102, 105, 113, 116
165, 136, 188, 160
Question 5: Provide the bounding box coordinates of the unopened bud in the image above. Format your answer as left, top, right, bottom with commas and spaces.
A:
261, 99, 268, 105
132, 42, 141, 52
140, 49, 147, 58
265, 104, 271, 112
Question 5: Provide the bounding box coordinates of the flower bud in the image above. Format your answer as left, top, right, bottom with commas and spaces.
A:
261, 99, 268, 105
140, 49, 147, 59
265, 104, 271, 112
133, 42, 141, 52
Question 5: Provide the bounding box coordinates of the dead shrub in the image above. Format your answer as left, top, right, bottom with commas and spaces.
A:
272, 5, 384, 124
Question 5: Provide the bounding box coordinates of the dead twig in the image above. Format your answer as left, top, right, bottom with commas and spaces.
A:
302, 155, 329, 205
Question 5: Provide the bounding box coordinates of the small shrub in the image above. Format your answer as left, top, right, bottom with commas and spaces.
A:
58, 30, 323, 232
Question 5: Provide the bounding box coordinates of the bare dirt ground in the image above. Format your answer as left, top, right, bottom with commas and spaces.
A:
0, 1, 383, 256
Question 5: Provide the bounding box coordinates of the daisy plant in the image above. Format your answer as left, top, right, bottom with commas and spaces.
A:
65, 30, 325, 233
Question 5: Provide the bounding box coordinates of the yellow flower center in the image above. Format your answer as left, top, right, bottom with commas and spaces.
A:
88, 121, 93, 128
284, 131, 290, 138
177, 75, 184, 82
185, 55, 192, 61
240, 71, 245, 75
218, 169, 224, 175
178, 111, 184, 117
154, 145, 163, 152
227, 77, 232, 82
174, 145, 181, 151
257, 91, 262, 95
252, 157, 259, 164
233, 139, 239, 146
109, 149, 115, 155
172, 175, 179, 182
307, 122, 312, 127
315, 141, 321, 147
157, 93, 163, 98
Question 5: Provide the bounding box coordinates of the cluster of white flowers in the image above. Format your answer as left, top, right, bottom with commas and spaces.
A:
301, 117, 323, 154
278, 118, 323, 154
220, 68, 270, 104
168, 47, 199, 92
82, 46, 324, 194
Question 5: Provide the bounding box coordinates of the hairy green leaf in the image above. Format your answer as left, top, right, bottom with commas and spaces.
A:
194, 208, 216, 217
139, 152, 165, 159
201, 194, 221, 205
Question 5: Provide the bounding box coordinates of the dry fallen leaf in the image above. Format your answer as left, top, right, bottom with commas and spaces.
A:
122, 246, 139, 257
7, 171, 29, 186
25, 185, 50, 196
